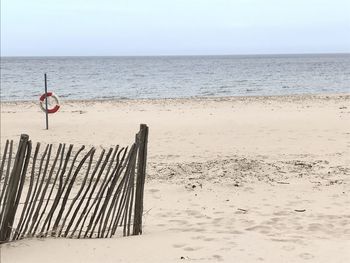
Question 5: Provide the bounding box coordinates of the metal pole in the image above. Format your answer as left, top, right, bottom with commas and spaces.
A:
44, 74, 49, 130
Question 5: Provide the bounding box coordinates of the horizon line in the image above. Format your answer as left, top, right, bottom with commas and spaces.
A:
1, 52, 350, 58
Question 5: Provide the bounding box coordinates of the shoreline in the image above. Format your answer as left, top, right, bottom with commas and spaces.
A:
1, 92, 349, 105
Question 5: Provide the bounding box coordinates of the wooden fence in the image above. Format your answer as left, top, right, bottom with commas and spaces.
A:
0, 124, 148, 244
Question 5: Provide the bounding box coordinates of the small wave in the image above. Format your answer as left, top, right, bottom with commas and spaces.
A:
200, 91, 216, 96
58, 92, 78, 98
245, 89, 255, 92
96, 95, 130, 100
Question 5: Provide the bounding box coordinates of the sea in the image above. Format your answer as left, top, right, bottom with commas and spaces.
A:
1, 54, 349, 101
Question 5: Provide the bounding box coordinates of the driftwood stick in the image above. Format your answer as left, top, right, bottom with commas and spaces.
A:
27, 144, 53, 236
96, 146, 120, 237
70, 148, 112, 238
86, 146, 129, 238
32, 144, 63, 235
65, 148, 106, 238
11, 140, 32, 240
81, 146, 107, 239
76, 148, 114, 238
0, 135, 29, 242
35, 144, 65, 237
110, 173, 131, 236
0, 140, 13, 225
0, 139, 9, 228
52, 146, 88, 236
102, 148, 129, 237
104, 145, 136, 238
15, 142, 40, 240
19, 144, 49, 238
97, 147, 130, 238
123, 146, 137, 237
105, 181, 123, 238
58, 148, 95, 237
0, 140, 9, 227
0, 140, 9, 187
127, 159, 136, 236
51, 145, 84, 235
126, 134, 138, 236
123, 181, 131, 237
105, 168, 128, 238
0, 140, 10, 233
110, 146, 137, 236
81, 147, 123, 238
83, 161, 117, 238
41, 144, 73, 236
106, 183, 126, 237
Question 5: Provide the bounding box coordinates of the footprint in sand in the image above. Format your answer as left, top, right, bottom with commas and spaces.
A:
148, 188, 162, 199
212, 254, 224, 261
230, 230, 244, 235
148, 188, 160, 193
307, 223, 322, 231
173, 243, 186, 248
168, 219, 189, 225
183, 246, 203, 251
186, 209, 202, 216
191, 235, 206, 240
282, 245, 295, 251
156, 212, 171, 218
245, 225, 272, 234
203, 237, 216, 241
183, 227, 206, 233
273, 211, 290, 216
213, 211, 224, 215
299, 253, 315, 260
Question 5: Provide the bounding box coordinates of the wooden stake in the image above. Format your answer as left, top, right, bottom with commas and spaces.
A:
44, 74, 49, 130
133, 124, 148, 235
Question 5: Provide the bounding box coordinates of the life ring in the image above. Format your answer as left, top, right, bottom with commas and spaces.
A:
39, 92, 60, 114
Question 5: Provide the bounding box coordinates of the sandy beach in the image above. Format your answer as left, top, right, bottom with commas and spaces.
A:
1, 93, 350, 262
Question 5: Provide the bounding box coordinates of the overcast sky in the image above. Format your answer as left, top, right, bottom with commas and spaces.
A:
1, 0, 350, 56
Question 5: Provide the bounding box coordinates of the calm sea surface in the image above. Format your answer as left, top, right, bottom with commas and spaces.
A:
1, 54, 349, 101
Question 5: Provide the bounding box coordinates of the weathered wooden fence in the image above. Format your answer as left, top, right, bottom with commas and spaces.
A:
0, 124, 148, 244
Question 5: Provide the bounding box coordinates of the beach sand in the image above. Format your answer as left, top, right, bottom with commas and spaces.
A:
1, 94, 350, 262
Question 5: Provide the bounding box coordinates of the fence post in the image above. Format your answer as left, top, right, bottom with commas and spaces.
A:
0, 134, 29, 243
133, 124, 148, 235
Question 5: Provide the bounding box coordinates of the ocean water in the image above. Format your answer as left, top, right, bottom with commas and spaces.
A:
1, 54, 349, 101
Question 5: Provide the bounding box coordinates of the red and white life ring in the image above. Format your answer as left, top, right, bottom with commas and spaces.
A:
39, 92, 60, 114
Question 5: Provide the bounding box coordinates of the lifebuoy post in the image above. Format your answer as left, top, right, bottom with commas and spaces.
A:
39, 85, 60, 118
44, 73, 49, 130
39, 75, 60, 130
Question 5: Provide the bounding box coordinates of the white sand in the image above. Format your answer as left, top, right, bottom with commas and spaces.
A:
1, 94, 350, 262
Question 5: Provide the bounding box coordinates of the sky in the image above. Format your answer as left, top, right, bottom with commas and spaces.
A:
1, 0, 350, 56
